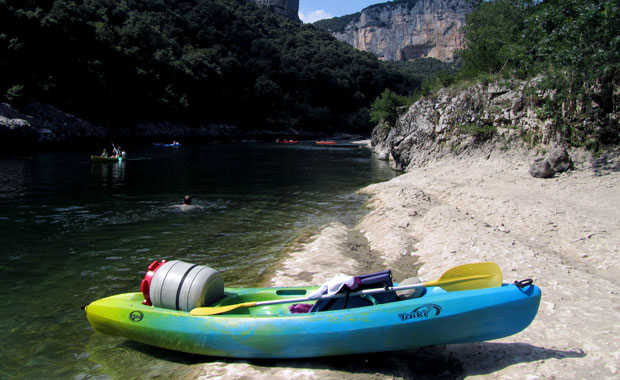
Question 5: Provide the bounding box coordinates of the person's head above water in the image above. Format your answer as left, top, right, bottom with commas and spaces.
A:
184, 195, 192, 205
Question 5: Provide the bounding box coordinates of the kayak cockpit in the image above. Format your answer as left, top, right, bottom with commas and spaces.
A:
210, 287, 319, 316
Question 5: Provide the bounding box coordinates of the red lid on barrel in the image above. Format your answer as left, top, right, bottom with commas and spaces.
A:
141, 260, 166, 306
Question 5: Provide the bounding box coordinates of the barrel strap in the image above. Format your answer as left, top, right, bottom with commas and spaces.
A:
176, 264, 199, 310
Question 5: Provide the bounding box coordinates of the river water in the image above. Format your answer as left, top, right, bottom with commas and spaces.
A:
0, 142, 397, 379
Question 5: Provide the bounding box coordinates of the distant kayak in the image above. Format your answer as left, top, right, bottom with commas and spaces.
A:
316, 140, 337, 145
91, 155, 123, 163
276, 140, 299, 144
153, 142, 182, 147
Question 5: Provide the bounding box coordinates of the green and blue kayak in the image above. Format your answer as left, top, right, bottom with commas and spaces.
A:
90, 155, 123, 163
84, 282, 541, 358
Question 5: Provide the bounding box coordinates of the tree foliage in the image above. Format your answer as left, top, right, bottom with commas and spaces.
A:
313, 13, 361, 33
0, 0, 425, 133
458, 0, 532, 78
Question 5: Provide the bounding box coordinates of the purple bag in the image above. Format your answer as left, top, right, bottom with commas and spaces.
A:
289, 303, 313, 314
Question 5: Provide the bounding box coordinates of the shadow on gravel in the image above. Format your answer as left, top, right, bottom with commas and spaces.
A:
94, 340, 585, 380
592, 148, 620, 175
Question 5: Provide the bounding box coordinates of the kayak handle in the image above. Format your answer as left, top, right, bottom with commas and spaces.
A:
514, 279, 533, 288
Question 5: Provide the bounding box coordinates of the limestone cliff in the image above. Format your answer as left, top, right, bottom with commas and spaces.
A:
320, 0, 473, 62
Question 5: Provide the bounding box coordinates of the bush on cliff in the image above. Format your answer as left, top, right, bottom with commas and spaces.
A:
370, 89, 413, 130
368, 59, 455, 129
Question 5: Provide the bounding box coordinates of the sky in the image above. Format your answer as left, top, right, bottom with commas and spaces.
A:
298, 0, 391, 23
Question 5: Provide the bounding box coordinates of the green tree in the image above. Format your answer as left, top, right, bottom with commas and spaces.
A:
458, 0, 533, 78
370, 89, 412, 129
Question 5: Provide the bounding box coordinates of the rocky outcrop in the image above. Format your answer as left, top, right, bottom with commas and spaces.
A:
329, 0, 472, 62
0, 103, 39, 144
0, 102, 106, 145
371, 78, 564, 171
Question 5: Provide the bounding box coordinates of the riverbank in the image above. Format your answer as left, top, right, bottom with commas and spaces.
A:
0, 102, 368, 150
195, 147, 620, 379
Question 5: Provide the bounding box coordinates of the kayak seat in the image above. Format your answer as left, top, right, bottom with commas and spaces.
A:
309, 270, 397, 312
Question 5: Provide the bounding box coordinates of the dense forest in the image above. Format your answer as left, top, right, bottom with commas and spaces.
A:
0, 0, 449, 135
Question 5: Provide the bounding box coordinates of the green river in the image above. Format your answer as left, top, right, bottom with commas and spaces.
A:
0, 142, 398, 379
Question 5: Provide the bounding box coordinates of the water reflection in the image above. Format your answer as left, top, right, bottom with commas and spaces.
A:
90, 161, 126, 187
0, 158, 31, 200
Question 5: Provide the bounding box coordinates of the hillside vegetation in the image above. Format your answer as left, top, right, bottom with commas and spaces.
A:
434, 0, 619, 149
1, 0, 444, 134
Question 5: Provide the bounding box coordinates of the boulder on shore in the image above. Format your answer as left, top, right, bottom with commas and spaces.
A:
529, 147, 573, 178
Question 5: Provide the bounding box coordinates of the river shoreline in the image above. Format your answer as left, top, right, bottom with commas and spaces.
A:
195, 147, 620, 379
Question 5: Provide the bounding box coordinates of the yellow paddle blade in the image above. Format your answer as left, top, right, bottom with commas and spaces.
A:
190, 301, 257, 316
423, 262, 502, 291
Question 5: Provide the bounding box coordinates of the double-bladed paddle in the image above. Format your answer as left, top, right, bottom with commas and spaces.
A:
189, 262, 502, 316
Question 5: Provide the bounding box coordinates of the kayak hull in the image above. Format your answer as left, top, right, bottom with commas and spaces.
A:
316, 141, 337, 145
91, 155, 122, 163
85, 283, 540, 358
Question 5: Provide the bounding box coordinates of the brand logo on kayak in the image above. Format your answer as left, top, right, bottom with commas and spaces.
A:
398, 304, 442, 321
129, 311, 144, 322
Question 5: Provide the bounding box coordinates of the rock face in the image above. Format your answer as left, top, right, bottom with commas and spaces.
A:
330, 0, 473, 62
371, 78, 565, 171
250, 0, 299, 21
